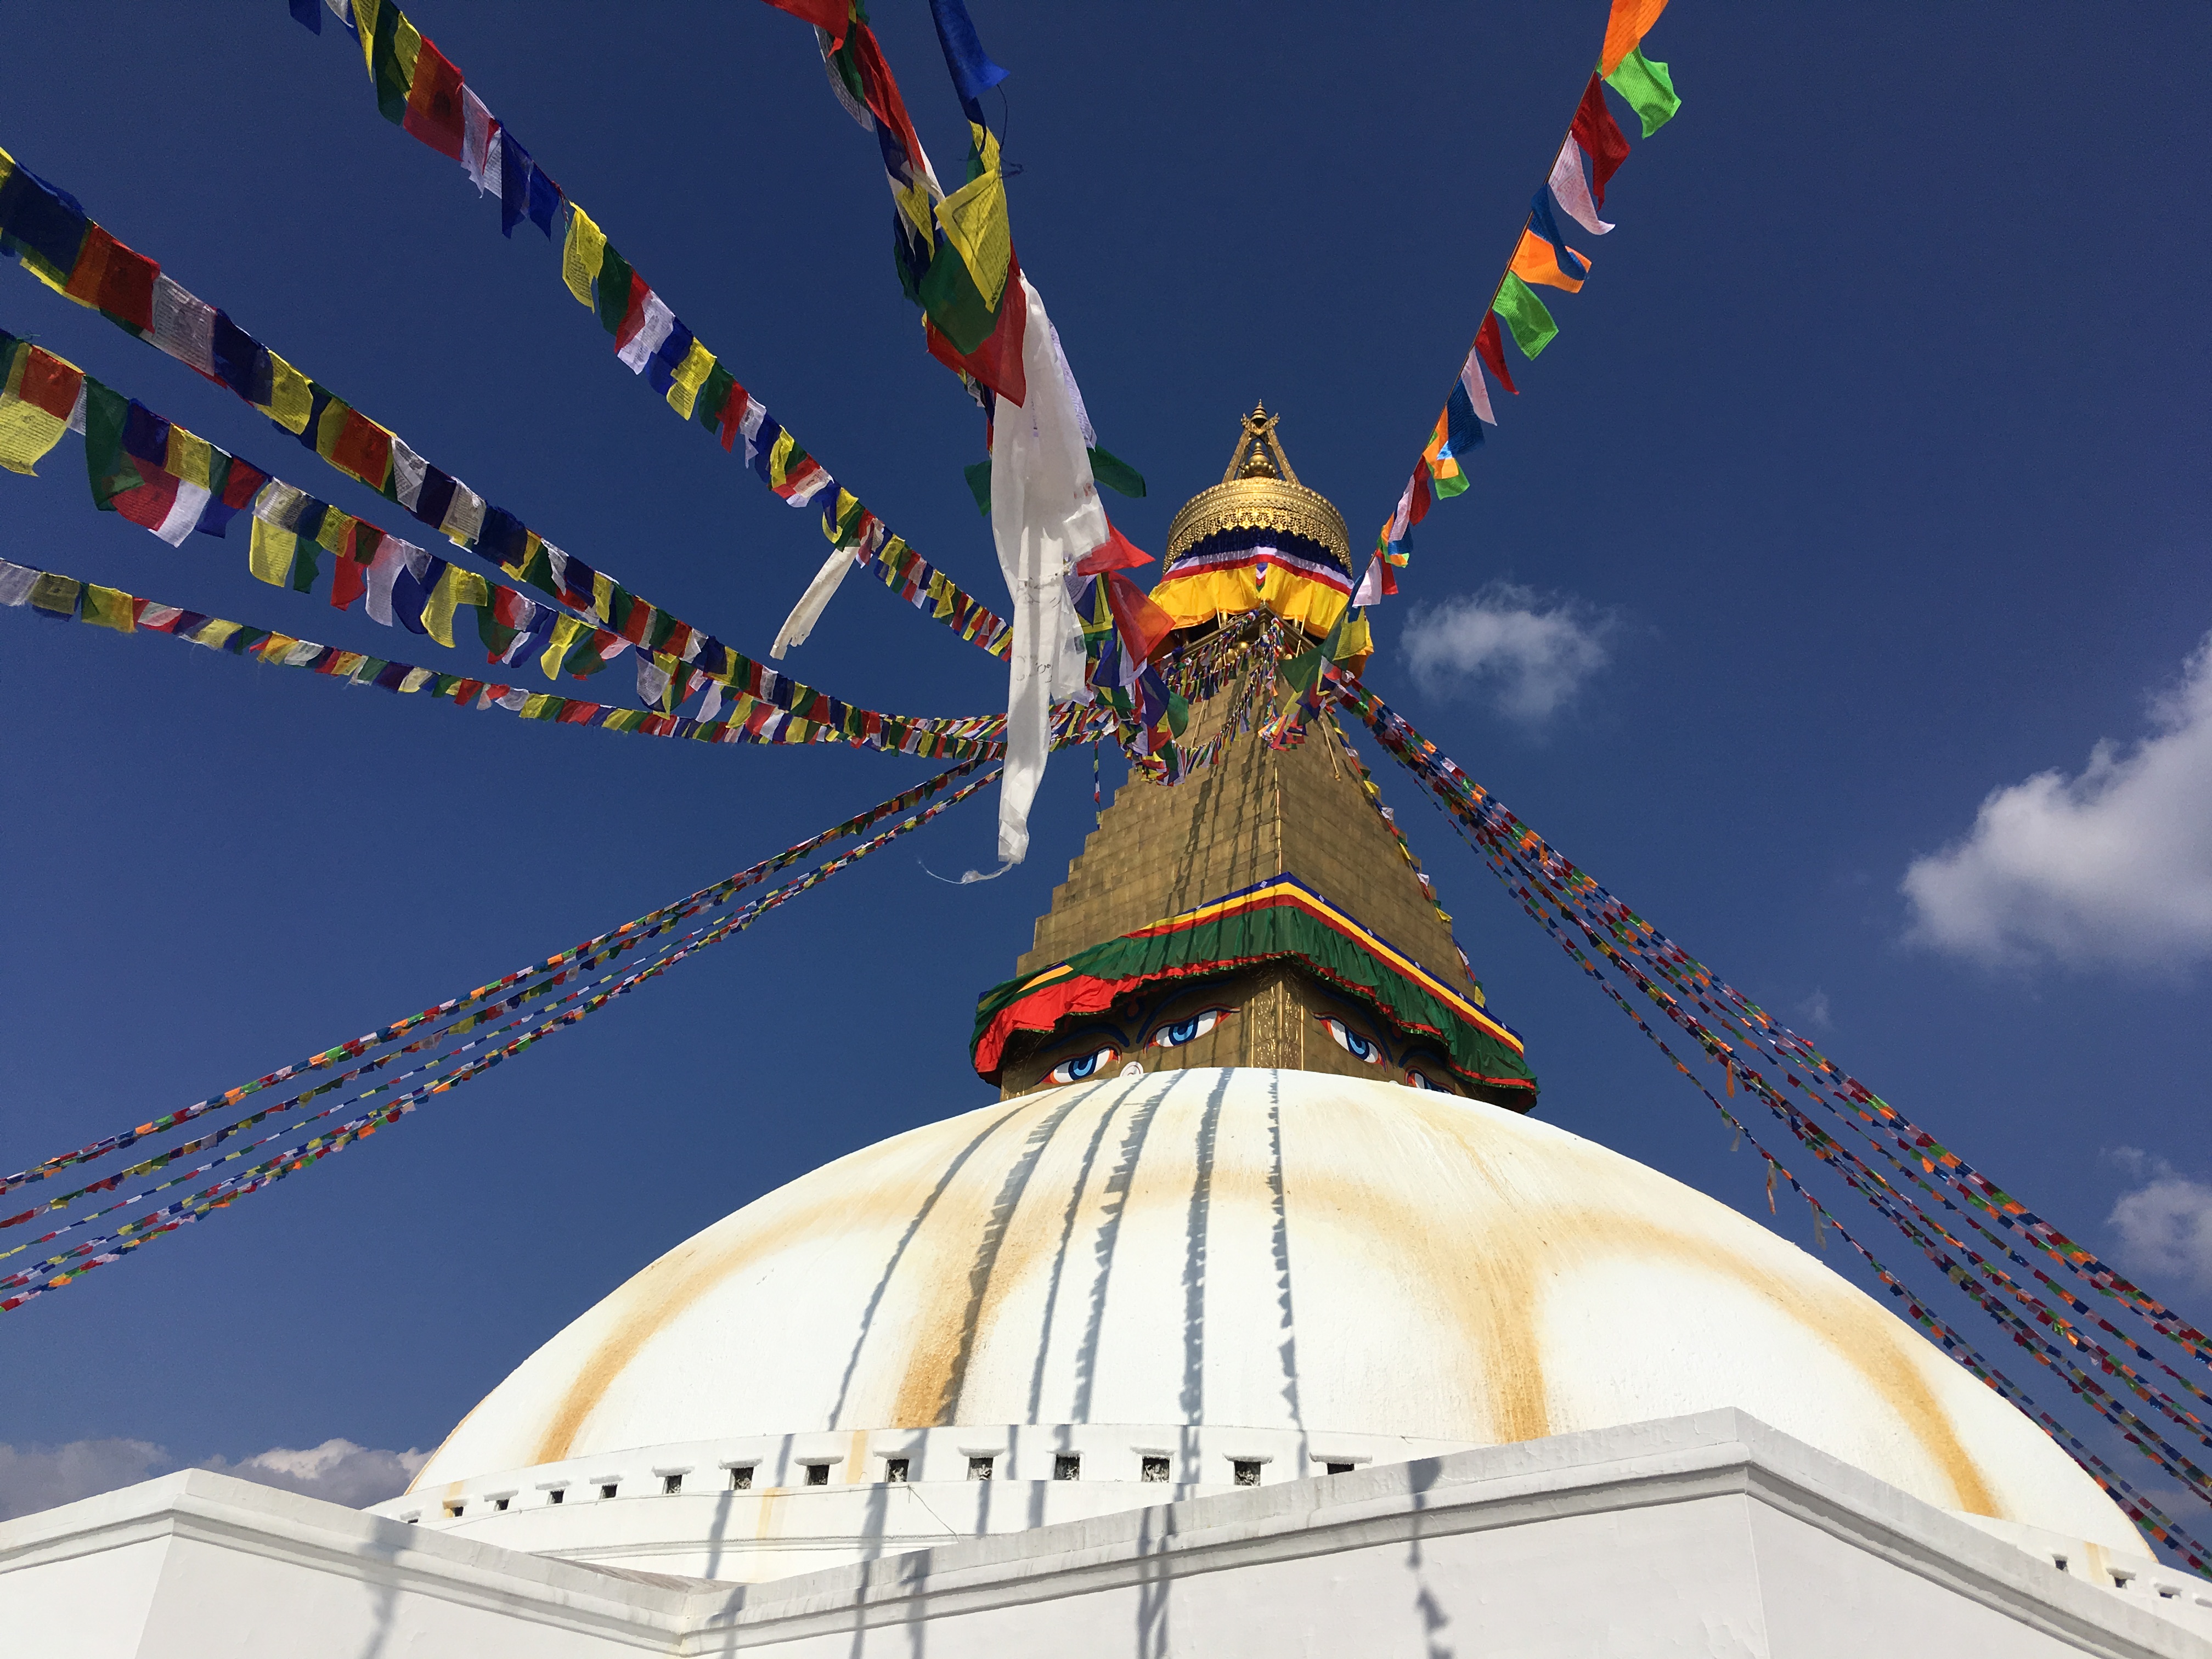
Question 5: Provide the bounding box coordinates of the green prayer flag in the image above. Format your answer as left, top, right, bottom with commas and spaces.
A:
1492, 273, 1558, 358
963, 459, 992, 515
80, 380, 142, 510
695, 363, 737, 432
476, 604, 518, 659
289, 538, 320, 594
515, 540, 557, 597
594, 245, 634, 336
1087, 445, 1147, 498
918, 241, 1001, 356
1604, 47, 1679, 137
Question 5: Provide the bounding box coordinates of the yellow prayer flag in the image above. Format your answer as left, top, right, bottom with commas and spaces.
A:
665, 338, 716, 419
768, 428, 798, 488
354, 0, 382, 70
257, 632, 300, 663
316, 511, 352, 556
521, 693, 558, 719
540, 614, 586, 680
247, 517, 297, 586
591, 571, 616, 623
934, 169, 1012, 311
562, 206, 608, 308
392, 13, 423, 84
81, 584, 136, 633
164, 427, 216, 491
397, 667, 432, 693
422, 566, 489, 648
259, 351, 314, 435
189, 619, 241, 651
332, 651, 366, 679
0, 347, 67, 476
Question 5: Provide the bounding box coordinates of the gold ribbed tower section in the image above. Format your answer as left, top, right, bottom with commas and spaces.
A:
994, 413, 1498, 1100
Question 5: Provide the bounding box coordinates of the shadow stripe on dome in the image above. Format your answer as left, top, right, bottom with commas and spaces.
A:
1074, 1071, 1194, 1423
828, 1100, 1038, 1430
933, 1081, 1121, 1425
1179, 1068, 1235, 1427
1026, 1080, 1137, 1422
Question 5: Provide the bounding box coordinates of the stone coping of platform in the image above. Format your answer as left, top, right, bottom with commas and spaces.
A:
5, 1408, 2209, 1657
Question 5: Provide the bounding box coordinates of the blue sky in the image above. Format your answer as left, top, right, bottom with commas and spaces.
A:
2, 1, 2208, 1521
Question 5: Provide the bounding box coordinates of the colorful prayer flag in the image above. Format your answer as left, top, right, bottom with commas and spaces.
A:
1509, 227, 1588, 294
1604, 47, 1679, 136
1598, 0, 1669, 77
1547, 137, 1613, 238
1491, 274, 1559, 358
1571, 75, 1631, 207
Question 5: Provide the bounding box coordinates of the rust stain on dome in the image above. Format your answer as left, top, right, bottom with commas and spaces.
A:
516, 1077, 1993, 1520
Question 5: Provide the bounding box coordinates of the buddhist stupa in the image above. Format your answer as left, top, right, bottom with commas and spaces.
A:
362, 416, 2145, 1587
10, 420, 2199, 1657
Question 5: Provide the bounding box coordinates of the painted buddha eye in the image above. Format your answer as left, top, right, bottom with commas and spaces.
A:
1150, 1007, 1232, 1049
1317, 1015, 1384, 1065
1404, 1068, 1447, 1092
1048, 1047, 1118, 1084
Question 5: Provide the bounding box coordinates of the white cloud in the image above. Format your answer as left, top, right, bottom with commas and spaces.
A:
200, 1440, 429, 1509
2106, 1147, 2212, 1290
1796, 989, 1834, 1031
1401, 583, 1612, 724
0, 1438, 167, 1522
0, 1437, 427, 1521
1901, 633, 2212, 969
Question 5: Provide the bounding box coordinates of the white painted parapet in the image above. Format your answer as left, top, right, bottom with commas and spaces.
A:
8, 1411, 2210, 1658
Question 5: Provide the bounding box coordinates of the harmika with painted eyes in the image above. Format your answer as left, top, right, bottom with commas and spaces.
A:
1034, 984, 1461, 1094
1045, 1004, 1234, 1084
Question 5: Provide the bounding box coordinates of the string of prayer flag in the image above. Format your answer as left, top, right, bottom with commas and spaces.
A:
275, 2, 1013, 660
0, 555, 1017, 762
0, 763, 1002, 1313
0, 757, 997, 1202
1358, 0, 1679, 596
0, 331, 1022, 748
0, 145, 1013, 688
1326, 664, 2212, 1564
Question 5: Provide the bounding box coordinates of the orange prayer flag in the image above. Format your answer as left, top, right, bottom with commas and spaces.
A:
1508, 228, 1589, 294
1599, 0, 1668, 77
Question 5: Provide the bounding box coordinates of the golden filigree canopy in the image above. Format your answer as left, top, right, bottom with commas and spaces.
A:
1164, 404, 1351, 565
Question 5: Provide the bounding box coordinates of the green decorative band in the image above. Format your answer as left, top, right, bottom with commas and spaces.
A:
972, 876, 1534, 1096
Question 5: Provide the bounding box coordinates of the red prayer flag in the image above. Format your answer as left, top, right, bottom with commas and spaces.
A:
1571, 76, 1630, 206
614, 272, 653, 356
63, 226, 157, 331
926, 255, 1028, 405
17, 347, 83, 420
714, 380, 749, 453
1075, 522, 1153, 575
329, 410, 393, 488
402, 38, 468, 160
331, 557, 368, 611
758, 0, 849, 48
1475, 313, 1517, 397
219, 458, 269, 510
1104, 572, 1174, 665
845, 26, 927, 182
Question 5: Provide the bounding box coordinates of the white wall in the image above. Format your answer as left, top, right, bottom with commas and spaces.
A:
5, 1412, 2205, 1659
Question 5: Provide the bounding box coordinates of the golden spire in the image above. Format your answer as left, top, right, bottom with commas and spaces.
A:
1164, 404, 1348, 565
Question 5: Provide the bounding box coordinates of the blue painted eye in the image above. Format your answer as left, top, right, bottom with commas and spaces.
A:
1404, 1068, 1447, 1092
1150, 1007, 1232, 1049
1317, 1015, 1384, 1065
1048, 1046, 1118, 1084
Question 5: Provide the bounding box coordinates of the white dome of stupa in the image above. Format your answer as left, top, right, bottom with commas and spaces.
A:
377, 1068, 2140, 1578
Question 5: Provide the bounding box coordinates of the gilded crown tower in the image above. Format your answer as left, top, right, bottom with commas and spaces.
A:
971, 410, 1536, 1108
